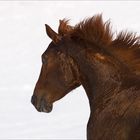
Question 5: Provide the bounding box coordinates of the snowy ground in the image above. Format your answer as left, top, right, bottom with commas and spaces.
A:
0, 1, 140, 139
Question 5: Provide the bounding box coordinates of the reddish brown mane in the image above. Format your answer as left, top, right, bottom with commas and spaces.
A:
60, 14, 140, 50
72, 14, 113, 46
60, 15, 140, 74
112, 31, 140, 49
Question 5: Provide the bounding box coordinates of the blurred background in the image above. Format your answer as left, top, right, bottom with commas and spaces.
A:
0, 1, 140, 139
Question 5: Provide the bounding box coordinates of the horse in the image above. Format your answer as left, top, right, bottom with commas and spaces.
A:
31, 14, 140, 140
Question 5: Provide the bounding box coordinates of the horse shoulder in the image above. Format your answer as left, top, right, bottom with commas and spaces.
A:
87, 87, 140, 140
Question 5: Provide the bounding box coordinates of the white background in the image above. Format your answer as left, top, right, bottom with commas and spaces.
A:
0, 1, 140, 139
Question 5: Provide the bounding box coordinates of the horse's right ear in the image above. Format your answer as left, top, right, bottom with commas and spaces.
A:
45, 24, 61, 44
58, 19, 73, 36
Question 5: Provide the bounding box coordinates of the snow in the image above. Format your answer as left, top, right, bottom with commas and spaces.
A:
0, 1, 140, 139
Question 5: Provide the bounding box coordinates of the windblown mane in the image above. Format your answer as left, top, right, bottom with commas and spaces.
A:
71, 14, 113, 46
60, 14, 140, 75
112, 31, 140, 49
60, 14, 140, 50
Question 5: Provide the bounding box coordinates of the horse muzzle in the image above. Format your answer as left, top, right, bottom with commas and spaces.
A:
31, 95, 53, 113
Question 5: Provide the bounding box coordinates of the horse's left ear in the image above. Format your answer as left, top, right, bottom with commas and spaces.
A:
45, 24, 61, 44
58, 19, 73, 36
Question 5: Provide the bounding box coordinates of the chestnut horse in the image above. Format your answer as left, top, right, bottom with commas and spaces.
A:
31, 15, 140, 140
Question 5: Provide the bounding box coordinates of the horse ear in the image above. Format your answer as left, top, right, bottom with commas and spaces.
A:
45, 24, 61, 44
58, 19, 73, 36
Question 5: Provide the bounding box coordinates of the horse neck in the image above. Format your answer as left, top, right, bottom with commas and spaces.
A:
109, 46, 140, 75
68, 42, 136, 110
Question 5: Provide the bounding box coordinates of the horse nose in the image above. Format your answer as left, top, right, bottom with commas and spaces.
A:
31, 95, 37, 106
39, 99, 53, 113
31, 95, 52, 113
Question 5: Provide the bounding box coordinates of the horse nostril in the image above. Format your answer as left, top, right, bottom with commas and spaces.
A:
31, 95, 53, 113
39, 99, 52, 113
31, 95, 37, 106
39, 99, 46, 112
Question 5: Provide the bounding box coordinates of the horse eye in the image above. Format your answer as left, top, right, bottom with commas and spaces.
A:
42, 57, 47, 64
